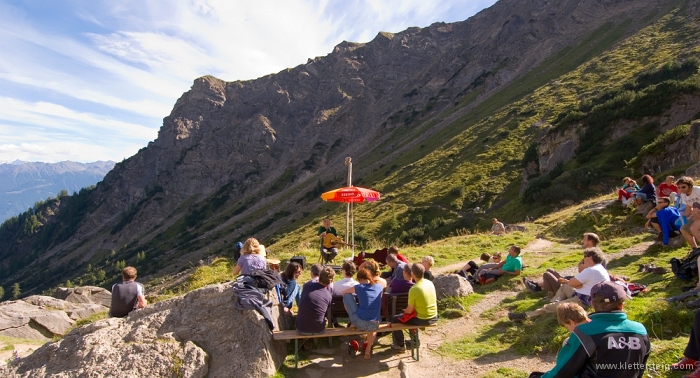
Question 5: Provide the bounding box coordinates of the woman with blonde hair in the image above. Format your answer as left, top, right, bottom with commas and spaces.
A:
232, 237, 267, 275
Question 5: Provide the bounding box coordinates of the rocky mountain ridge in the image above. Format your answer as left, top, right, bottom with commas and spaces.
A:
0, 0, 694, 295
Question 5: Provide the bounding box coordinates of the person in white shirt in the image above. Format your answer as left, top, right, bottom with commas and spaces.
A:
677, 176, 700, 249
509, 248, 609, 321
333, 261, 359, 296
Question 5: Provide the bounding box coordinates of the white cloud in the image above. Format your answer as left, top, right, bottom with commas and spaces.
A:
0, 0, 497, 163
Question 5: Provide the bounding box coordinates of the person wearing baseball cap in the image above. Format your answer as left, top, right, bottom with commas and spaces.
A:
529, 281, 650, 378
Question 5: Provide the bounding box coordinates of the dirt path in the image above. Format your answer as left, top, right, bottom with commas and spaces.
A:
293, 238, 558, 378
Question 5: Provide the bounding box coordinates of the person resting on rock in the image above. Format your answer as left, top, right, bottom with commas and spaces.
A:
634, 174, 656, 206
280, 262, 302, 312
295, 266, 335, 335
645, 196, 682, 244
386, 263, 415, 294
110, 266, 147, 318
232, 237, 267, 275
480, 246, 522, 284
340, 268, 383, 359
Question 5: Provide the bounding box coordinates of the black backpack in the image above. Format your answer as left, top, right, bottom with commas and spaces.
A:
671, 248, 700, 281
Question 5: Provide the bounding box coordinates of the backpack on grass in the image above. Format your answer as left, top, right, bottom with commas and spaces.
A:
671, 248, 700, 281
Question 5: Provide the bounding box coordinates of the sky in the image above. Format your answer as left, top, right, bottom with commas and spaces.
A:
0, 0, 498, 163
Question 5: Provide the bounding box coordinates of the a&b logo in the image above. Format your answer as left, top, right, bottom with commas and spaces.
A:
607, 336, 642, 350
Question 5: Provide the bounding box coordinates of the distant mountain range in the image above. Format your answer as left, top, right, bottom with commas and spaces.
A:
0, 160, 114, 221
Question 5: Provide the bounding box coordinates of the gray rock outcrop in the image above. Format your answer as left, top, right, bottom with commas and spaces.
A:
2, 283, 290, 378
0, 300, 75, 340
53, 286, 112, 307
434, 274, 474, 298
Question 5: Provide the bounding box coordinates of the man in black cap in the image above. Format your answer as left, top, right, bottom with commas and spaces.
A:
529, 281, 650, 378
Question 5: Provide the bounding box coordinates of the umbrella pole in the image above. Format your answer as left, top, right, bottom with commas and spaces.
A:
351, 202, 355, 258
345, 157, 353, 258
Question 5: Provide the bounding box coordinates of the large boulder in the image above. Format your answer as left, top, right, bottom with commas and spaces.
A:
2, 283, 291, 378
433, 274, 474, 298
0, 300, 75, 340
23, 295, 109, 321
53, 286, 112, 307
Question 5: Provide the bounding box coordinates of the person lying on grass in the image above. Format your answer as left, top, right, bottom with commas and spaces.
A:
480, 245, 522, 284
340, 268, 383, 360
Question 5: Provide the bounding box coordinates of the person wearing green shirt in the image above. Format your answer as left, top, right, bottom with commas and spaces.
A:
481, 245, 522, 284
318, 218, 339, 263
391, 263, 438, 351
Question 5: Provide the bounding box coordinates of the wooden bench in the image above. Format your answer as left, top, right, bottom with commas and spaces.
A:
272, 322, 436, 368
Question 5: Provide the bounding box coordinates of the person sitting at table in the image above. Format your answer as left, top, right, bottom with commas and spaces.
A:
391, 263, 438, 351
296, 266, 335, 335
386, 263, 415, 294
359, 260, 387, 289
341, 268, 383, 359
232, 237, 267, 275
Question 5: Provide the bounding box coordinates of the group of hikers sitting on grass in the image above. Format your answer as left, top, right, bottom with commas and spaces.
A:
619, 175, 700, 289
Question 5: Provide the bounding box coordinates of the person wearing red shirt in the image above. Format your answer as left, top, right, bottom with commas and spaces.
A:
657, 175, 679, 199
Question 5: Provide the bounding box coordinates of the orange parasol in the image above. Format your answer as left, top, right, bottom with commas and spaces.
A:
321, 186, 381, 203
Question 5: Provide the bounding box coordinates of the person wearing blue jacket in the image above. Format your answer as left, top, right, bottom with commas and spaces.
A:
646, 196, 682, 244
529, 281, 650, 378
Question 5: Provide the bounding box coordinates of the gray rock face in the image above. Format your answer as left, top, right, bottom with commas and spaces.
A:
2, 283, 290, 378
0, 300, 75, 340
53, 286, 112, 307
433, 274, 474, 298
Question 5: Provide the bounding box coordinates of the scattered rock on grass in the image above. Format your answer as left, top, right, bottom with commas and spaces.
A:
434, 274, 474, 298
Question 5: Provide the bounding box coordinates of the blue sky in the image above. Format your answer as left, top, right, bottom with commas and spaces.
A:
0, 0, 498, 163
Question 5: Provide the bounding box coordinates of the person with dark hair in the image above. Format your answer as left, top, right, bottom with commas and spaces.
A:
634, 174, 656, 206
391, 263, 437, 351
341, 268, 383, 359
110, 266, 147, 318
510, 248, 609, 321
528, 281, 650, 378
280, 262, 302, 311
646, 196, 682, 244
296, 267, 335, 335
523, 233, 603, 298
481, 246, 522, 284
333, 261, 358, 296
